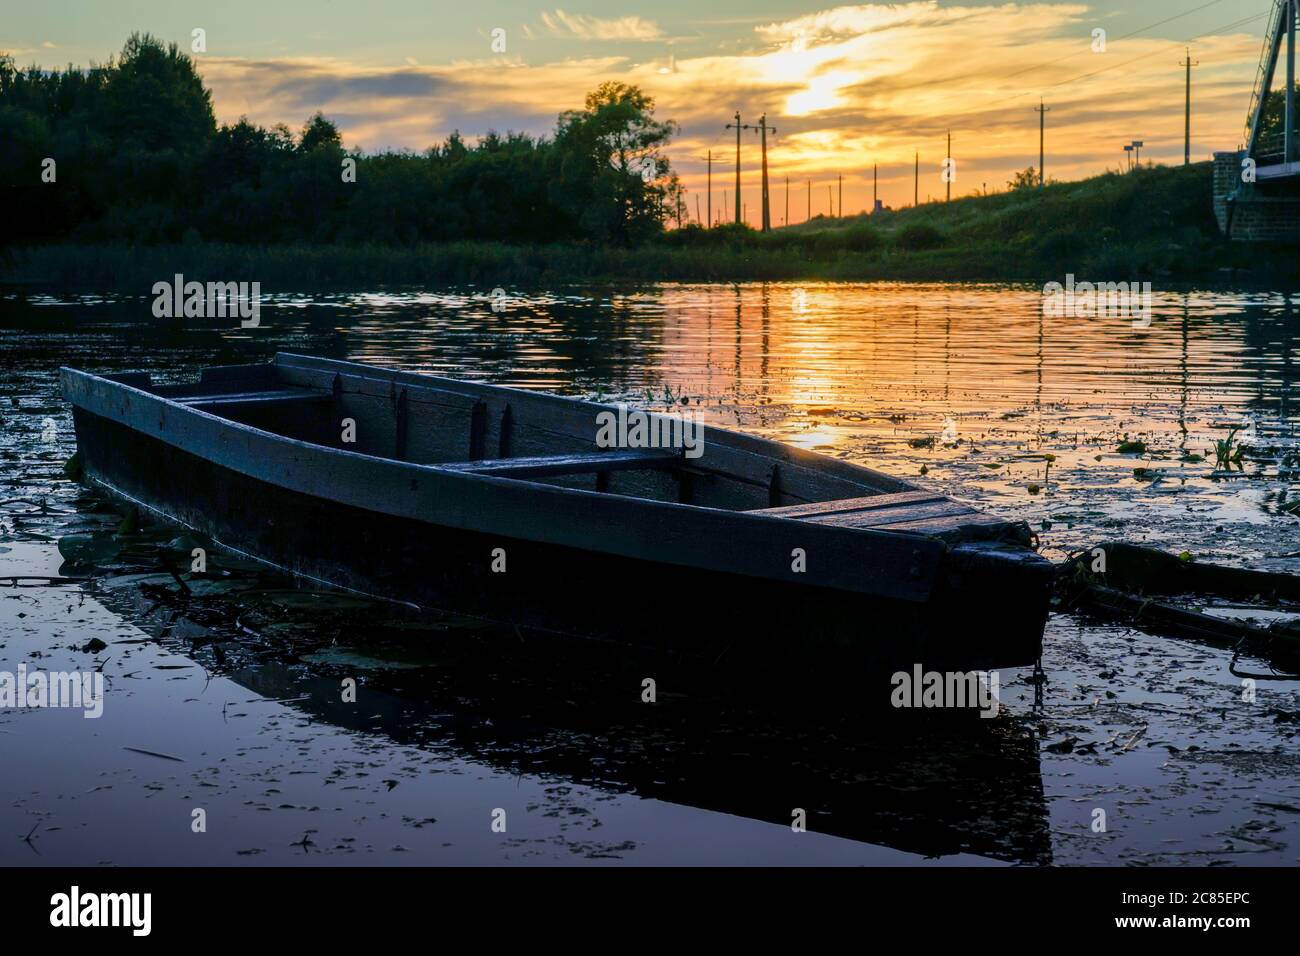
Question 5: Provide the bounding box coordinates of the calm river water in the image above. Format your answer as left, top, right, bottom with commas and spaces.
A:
2, 282, 1298, 865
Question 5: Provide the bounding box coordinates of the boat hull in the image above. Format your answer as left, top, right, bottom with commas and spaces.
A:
71, 404, 1049, 677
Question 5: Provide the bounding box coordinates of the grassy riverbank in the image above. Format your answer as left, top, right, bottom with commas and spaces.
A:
4, 162, 1296, 289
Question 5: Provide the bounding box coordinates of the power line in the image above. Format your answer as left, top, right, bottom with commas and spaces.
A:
987, 0, 1231, 86
846, 0, 1231, 104
974, 9, 1268, 115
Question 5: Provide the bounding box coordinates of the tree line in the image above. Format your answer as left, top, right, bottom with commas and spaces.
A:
0, 34, 683, 247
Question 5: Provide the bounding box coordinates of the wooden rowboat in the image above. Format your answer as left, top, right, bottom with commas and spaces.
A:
61, 353, 1050, 676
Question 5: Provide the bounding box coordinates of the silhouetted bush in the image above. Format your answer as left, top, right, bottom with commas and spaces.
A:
894, 223, 946, 251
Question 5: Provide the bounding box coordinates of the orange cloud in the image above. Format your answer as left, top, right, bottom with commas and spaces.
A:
194, 2, 1265, 218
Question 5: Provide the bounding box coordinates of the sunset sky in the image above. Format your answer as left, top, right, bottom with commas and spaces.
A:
2, 1, 1276, 220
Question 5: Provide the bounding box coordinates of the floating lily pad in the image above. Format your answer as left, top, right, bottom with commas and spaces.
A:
301, 648, 430, 671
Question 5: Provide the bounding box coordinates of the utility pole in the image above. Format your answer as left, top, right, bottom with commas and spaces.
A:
1179, 49, 1199, 165
946, 130, 951, 202
873, 163, 877, 210
706, 150, 712, 229
914, 152, 918, 206
725, 112, 742, 224
695, 195, 701, 226
838, 174, 842, 217
747, 114, 776, 231
759, 115, 774, 230
1034, 98, 1050, 186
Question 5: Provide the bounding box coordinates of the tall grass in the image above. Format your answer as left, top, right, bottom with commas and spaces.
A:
4, 162, 1295, 290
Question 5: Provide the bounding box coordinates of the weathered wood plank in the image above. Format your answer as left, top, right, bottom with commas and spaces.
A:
870, 511, 1017, 542
440, 448, 681, 479
394, 388, 409, 462
752, 489, 941, 518
178, 389, 329, 408
498, 404, 513, 458
277, 358, 482, 412
801, 499, 979, 530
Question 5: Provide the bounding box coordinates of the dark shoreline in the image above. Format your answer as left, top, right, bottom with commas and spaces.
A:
1, 239, 1297, 293
5, 163, 1298, 292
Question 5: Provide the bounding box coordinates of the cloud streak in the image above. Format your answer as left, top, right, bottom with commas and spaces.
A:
540, 9, 664, 42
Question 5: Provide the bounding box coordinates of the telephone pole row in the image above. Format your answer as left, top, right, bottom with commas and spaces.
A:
724, 112, 776, 230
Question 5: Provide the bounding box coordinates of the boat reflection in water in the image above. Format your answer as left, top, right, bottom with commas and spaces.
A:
91, 555, 1052, 865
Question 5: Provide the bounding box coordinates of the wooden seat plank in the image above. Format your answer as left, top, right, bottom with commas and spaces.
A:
440, 448, 682, 479
750, 489, 942, 518
179, 389, 329, 407
870, 511, 1017, 542
802, 499, 980, 529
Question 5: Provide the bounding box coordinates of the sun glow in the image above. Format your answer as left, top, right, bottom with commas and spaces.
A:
785, 70, 859, 116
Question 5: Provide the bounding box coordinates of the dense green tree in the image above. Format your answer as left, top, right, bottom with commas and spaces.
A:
0, 38, 682, 246
553, 81, 680, 244
104, 33, 215, 152
299, 112, 343, 153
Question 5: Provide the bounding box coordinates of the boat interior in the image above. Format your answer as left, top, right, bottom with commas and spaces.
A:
106, 353, 1020, 542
